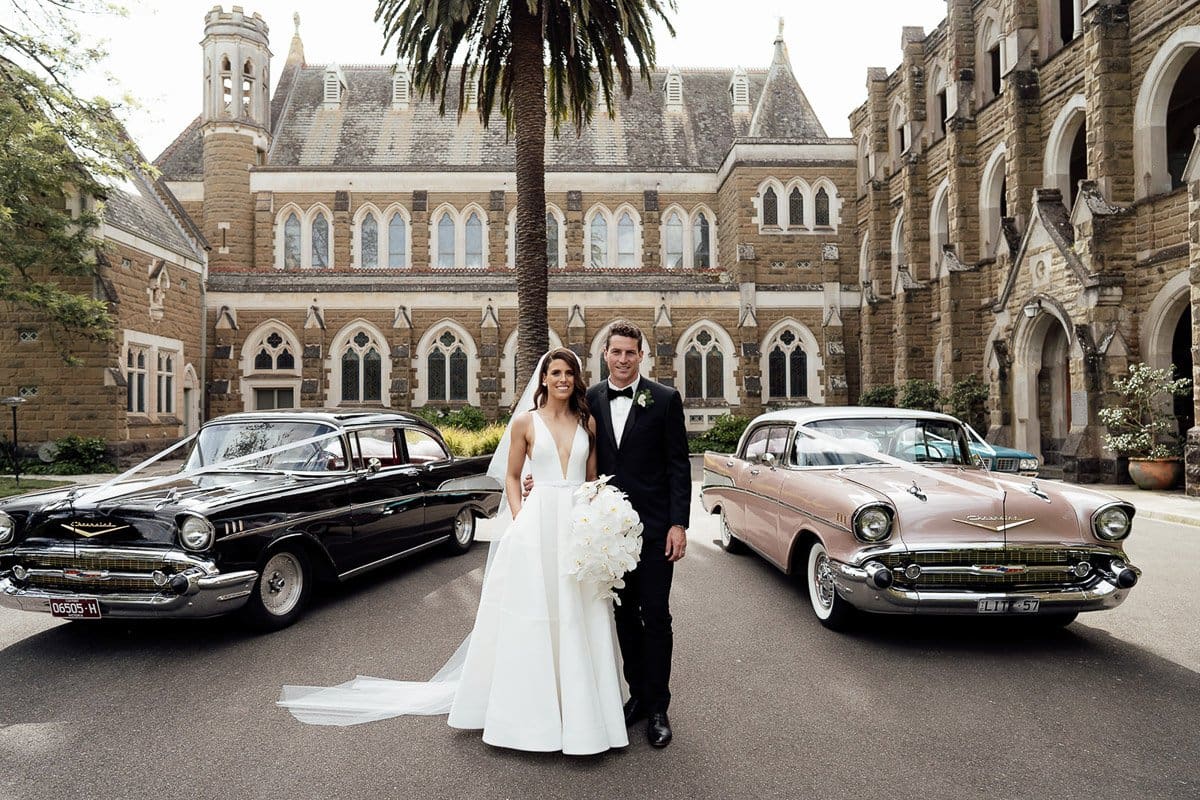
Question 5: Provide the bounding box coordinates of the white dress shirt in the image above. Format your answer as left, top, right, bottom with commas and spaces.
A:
607, 377, 640, 447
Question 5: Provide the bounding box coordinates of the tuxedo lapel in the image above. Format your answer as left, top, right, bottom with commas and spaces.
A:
599, 394, 619, 453
618, 395, 639, 450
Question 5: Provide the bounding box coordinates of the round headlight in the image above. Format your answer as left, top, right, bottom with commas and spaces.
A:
853, 505, 893, 543
1019, 458, 1039, 471
1093, 505, 1131, 541
0, 511, 15, 545
179, 514, 215, 551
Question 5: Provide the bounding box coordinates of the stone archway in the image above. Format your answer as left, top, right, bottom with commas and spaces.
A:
1143, 272, 1195, 439
1012, 305, 1074, 463
1037, 324, 1072, 466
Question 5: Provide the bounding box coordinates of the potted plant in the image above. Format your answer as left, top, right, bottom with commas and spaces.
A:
1099, 363, 1192, 490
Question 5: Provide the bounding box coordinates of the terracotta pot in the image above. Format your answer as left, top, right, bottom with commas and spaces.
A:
1127, 458, 1183, 491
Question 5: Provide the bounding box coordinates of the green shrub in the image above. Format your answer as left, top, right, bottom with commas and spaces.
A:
689, 414, 752, 454
947, 375, 990, 432
859, 385, 897, 407
416, 405, 490, 431
439, 424, 506, 457
22, 435, 114, 475
898, 379, 944, 412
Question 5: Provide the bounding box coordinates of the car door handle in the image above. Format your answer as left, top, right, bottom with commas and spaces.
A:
381, 508, 396, 515
749, 468, 760, 476
725, 460, 735, 467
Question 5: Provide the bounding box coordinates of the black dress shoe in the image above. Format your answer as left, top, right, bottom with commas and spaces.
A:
623, 697, 648, 726
647, 712, 672, 748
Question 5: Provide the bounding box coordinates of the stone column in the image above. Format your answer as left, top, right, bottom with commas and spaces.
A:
1083, 0, 1134, 205
1187, 179, 1200, 496
479, 301, 500, 419
391, 306, 413, 412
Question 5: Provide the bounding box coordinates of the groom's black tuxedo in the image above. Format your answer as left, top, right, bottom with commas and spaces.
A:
587, 378, 690, 714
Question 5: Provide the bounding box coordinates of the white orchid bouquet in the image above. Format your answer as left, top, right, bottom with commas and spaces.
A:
567, 475, 643, 604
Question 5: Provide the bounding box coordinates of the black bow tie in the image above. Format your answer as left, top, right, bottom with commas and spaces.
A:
607, 386, 634, 401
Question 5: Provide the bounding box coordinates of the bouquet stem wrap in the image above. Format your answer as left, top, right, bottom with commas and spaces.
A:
567, 476, 643, 604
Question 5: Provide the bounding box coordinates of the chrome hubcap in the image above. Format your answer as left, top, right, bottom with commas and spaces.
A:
720, 513, 732, 546
454, 510, 474, 545
814, 551, 835, 610
260, 552, 302, 616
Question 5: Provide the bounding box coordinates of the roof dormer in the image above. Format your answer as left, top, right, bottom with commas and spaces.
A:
729, 67, 750, 112
323, 63, 346, 107
663, 67, 683, 111
392, 63, 410, 108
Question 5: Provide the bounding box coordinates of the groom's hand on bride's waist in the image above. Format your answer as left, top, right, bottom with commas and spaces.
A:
522, 473, 534, 497
665, 525, 687, 562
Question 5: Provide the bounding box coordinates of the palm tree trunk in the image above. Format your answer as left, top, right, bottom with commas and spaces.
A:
511, 1, 549, 395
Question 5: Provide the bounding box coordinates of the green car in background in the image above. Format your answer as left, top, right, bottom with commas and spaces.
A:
964, 424, 1040, 477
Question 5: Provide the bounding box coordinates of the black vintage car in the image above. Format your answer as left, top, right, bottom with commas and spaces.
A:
0, 410, 501, 629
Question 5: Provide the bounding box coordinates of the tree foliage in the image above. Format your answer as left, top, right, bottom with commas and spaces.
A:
0, 0, 141, 356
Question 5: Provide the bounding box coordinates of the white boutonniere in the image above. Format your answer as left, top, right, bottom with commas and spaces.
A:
635, 389, 654, 408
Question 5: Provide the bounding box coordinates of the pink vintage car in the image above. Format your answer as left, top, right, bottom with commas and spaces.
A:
701, 408, 1140, 630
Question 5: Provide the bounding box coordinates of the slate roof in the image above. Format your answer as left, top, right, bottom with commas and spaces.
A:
103, 167, 206, 261
156, 36, 832, 178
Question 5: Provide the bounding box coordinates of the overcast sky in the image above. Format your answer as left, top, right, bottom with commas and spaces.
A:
64, 0, 949, 158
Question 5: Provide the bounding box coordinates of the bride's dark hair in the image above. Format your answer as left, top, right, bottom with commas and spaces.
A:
531, 348, 593, 448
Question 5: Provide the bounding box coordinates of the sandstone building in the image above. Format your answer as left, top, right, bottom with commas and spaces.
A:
850, 0, 1200, 491
4, 1, 1199, 495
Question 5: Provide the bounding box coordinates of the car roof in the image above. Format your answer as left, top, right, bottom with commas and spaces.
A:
201, 408, 434, 431
752, 406, 962, 426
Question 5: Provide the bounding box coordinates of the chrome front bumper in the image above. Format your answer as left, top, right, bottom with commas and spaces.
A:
0, 566, 258, 619
832, 560, 1138, 615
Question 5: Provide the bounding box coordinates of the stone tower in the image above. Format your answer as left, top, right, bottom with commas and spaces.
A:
201, 6, 271, 269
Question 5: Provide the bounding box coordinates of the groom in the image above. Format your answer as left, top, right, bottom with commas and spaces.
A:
587, 320, 690, 748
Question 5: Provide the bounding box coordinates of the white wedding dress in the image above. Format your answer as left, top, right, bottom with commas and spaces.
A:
279, 412, 628, 756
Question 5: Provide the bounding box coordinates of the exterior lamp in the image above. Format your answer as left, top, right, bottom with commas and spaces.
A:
1, 396, 26, 486
1022, 299, 1042, 319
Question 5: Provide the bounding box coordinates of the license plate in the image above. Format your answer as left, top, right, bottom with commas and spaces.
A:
49, 598, 102, 619
977, 598, 1040, 614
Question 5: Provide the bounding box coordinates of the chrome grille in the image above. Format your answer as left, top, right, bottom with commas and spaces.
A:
994, 457, 1018, 472
6, 547, 197, 593
879, 548, 1096, 589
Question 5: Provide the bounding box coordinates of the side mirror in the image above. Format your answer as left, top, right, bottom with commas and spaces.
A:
366, 457, 382, 474
760, 452, 777, 469
971, 452, 987, 469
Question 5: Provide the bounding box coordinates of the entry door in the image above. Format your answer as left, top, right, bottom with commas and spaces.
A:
346, 427, 427, 567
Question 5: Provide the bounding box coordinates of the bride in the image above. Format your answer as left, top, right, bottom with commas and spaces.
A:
279, 348, 629, 755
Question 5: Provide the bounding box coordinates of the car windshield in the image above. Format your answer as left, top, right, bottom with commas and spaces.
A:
799, 417, 972, 467
185, 421, 346, 472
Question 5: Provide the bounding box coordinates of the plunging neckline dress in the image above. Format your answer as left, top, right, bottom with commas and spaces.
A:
447, 413, 628, 754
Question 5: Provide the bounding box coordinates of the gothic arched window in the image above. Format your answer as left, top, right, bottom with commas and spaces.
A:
589, 214, 608, 268
815, 188, 831, 227
546, 211, 561, 269
683, 327, 724, 400
284, 213, 301, 269
360, 212, 379, 268
437, 214, 455, 267
693, 213, 711, 268
664, 211, 684, 268
767, 328, 809, 399
388, 212, 407, 267
311, 213, 330, 268
617, 211, 636, 267
465, 211, 483, 268
427, 329, 469, 402
253, 331, 296, 371
762, 187, 778, 226
788, 188, 804, 228
341, 331, 383, 403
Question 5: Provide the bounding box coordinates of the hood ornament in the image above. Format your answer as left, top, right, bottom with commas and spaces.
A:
907, 481, 927, 502
952, 514, 1036, 533
1028, 480, 1050, 501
